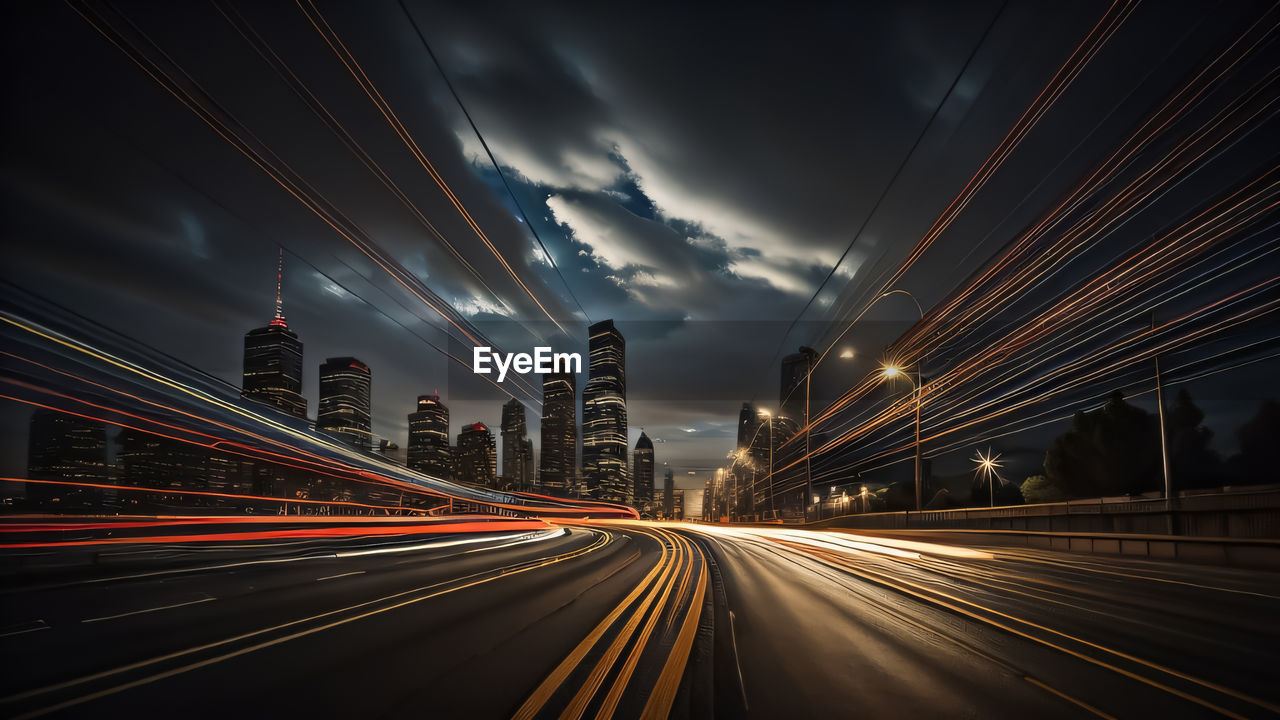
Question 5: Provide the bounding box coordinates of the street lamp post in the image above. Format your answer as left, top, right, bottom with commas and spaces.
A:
801, 346, 817, 522
882, 363, 926, 511
973, 448, 1003, 508
768, 414, 775, 520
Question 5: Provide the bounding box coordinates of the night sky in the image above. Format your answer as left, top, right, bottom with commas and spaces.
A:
2, 0, 1276, 490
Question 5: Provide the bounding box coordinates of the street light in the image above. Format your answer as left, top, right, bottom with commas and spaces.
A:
972, 447, 1004, 507
788, 290, 923, 521
880, 361, 926, 511
757, 409, 775, 521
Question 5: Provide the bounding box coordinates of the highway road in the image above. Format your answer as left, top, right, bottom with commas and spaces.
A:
1, 518, 1277, 719
680, 525, 1280, 720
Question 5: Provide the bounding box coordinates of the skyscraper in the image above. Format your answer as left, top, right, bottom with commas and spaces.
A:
407, 394, 451, 480
456, 422, 497, 488
737, 402, 757, 449
243, 250, 306, 420
633, 432, 654, 513
663, 467, 674, 520
317, 357, 371, 449
780, 347, 816, 423
521, 437, 535, 490
539, 371, 577, 495
500, 398, 534, 491
582, 320, 629, 503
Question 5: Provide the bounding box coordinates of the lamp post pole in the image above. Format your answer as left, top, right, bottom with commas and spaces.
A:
768, 417, 775, 521
802, 346, 816, 523
914, 364, 923, 511
1152, 314, 1172, 503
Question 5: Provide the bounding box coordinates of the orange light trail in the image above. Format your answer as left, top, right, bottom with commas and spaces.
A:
62, 0, 546, 408
296, 0, 568, 335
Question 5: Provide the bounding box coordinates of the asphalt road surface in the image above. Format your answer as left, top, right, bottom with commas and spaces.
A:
1, 519, 1277, 719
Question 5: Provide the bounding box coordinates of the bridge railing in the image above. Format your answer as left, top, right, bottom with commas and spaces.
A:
808, 484, 1280, 538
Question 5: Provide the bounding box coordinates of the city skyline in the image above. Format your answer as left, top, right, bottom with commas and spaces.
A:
227, 256, 664, 504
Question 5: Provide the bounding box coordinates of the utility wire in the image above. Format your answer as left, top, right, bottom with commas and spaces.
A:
397, 0, 593, 328
751, 0, 1007, 402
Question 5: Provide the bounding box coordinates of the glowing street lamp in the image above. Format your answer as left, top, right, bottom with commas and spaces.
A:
972, 447, 1004, 507
757, 409, 774, 521
880, 361, 925, 511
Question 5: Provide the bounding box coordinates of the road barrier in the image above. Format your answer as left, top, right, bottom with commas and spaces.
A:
807, 486, 1280, 539
829, 527, 1280, 570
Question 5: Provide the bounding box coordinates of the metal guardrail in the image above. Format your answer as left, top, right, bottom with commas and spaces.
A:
809, 486, 1280, 538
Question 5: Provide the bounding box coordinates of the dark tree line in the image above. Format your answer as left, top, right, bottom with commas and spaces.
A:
1041, 390, 1278, 499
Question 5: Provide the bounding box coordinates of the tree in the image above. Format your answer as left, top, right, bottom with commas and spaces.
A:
1228, 399, 1280, 484
1166, 388, 1221, 489
1020, 474, 1064, 504
1044, 390, 1161, 497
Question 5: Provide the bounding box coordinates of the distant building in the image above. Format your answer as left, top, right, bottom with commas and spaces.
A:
243, 251, 306, 419
456, 422, 497, 488
500, 398, 534, 491
317, 357, 371, 449
771, 415, 805, 519
583, 320, 629, 503
779, 347, 815, 425
673, 488, 685, 521
539, 371, 577, 494
743, 411, 801, 520
633, 432, 654, 514
407, 394, 451, 480
663, 467, 674, 519
521, 438, 535, 491
737, 402, 757, 449
116, 428, 244, 509
705, 469, 728, 522
26, 409, 110, 510
683, 488, 703, 521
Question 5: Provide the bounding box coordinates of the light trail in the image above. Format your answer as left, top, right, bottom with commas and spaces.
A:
765, 151, 1278, 496
1, 529, 612, 719
62, 0, 547, 408
295, 0, 569, 335
798, 62, 1279, 444
512, 522, 707, 720
691, 525, 1280, 718
211, 0, 542, 331
767, 15, 1278, 494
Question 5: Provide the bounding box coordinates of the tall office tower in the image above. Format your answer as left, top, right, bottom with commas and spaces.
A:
737, 402, 757, 450
780, 347, 816, 424
455, 422, 497, 488
521, 438, 535, 489
663, 467, 675, 520
317, 357, 372, 449
26, 409, 110, 510
500, 398, 534, 490
539, 371, 577, 494
633, 432, 654, 512
582, 320, 629, 503
243, 250, 306, 419
407, 394, 451, 479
